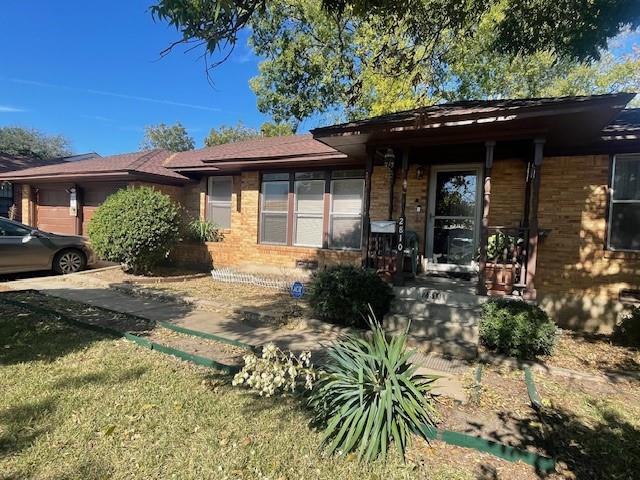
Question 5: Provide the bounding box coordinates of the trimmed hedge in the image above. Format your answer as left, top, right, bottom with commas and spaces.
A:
308, 265, 393, 329
612, 306, 640, 348
479, 299, 558, 359
87, 186, 181, 274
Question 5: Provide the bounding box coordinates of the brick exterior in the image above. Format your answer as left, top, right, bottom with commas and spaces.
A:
536, 155, 640, 332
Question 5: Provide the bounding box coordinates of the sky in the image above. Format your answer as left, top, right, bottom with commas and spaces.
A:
0, 1, 276, 155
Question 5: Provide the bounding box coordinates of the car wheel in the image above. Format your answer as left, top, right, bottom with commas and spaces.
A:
53, 249, 86, 275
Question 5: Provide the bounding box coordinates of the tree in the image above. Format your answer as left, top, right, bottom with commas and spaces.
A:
151, 0, 640, 69
204, 122, 259, 147
0, 126, 71, 159
141, 122, 195, 151
260, 121, 296, 137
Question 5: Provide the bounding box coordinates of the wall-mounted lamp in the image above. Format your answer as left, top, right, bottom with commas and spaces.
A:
416, 166, 424, 180
384, 148, 395, 170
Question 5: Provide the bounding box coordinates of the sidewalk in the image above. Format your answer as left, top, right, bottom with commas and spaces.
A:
3, 273, 470, 402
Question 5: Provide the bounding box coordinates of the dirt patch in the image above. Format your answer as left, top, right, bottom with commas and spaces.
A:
88, 266, 209, 284
542, 329, 640, 377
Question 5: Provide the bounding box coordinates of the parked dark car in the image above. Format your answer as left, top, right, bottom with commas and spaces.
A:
0, 217, 96, 275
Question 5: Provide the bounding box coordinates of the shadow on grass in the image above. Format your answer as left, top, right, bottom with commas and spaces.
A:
0, 396, 58, 457
52, 365, 148, 389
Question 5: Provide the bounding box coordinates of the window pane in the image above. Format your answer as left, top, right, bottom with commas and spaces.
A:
263, 173, 289, 181
613, 156, 640, 201
331, 216, 361, 249
209, 205, 231, 229
208, 177, 232, 203
434, 171, 477, 217
0, 182, 12, 198
332, 169, 364, 179
332, 179, 363, 213
295, 179, 324, 213
610, 203, 640, 250
295, 171, 324, 180
261, 213, 288, 244
295, 215, 323, 246
262, 181, 289, 211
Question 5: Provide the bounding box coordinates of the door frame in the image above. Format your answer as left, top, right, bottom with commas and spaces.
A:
425, 163, 483, 273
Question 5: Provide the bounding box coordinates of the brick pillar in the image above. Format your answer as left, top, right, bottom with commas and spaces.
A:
477, 141, 495, 295
524, 139, 545, 300
21, 184, 34, 226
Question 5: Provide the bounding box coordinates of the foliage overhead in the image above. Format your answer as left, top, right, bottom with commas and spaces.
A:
140, 122, 195, 152
308, 265, 393, 329
87, 186, 182, 274
479, 299, 559, 359
204, 121, 296, 146
0, 126, 71, 159
309, 312, 438, 461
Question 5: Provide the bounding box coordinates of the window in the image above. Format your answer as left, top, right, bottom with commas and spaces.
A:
260, 173, 289, 244
207, 176, 233, 229
294, 172, 325, 247
608, 154, 640, 251
330, 174, 364, 249
259, 170, 364, 249
0, 182, 13, 218
0, 218, 30, 237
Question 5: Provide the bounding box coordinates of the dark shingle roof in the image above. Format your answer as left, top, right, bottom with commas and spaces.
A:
603, 108, 640, 135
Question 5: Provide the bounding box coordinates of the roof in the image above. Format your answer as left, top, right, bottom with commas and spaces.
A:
602, 108, 640, 137
0, 152, 102, 174
0, 149, 189, 184
167, 134, 346, 171
312, 93, 635, 135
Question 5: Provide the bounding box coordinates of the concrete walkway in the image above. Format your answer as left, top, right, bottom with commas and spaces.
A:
3, 272, 470, 402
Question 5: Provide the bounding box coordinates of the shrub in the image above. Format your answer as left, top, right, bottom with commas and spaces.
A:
87, 186, 181, 274
187, 218, 223, 243
232, 343, 316, 397
309, 312, 438, 461
308, 265, 393, 329
612, 306, 640, 348
479, 299, 558, 359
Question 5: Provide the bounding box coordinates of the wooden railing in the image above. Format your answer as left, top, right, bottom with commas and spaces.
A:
485, 226, 529, 294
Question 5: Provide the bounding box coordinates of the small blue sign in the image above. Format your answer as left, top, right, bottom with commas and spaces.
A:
290, 281, 305, 299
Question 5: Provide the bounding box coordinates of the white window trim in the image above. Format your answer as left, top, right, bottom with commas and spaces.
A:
329, 178, 364, 250
607, 154, 640, 252
260, 180, 289, 245
292, 178, 324, 248
207, 176, 233, 229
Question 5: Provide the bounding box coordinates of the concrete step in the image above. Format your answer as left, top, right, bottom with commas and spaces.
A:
409, 336, 478, 361
385, 312, 479, 343
392, 286, 487, 308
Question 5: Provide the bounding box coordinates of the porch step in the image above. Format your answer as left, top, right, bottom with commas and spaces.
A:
385, 310, 480, 343
409, 336, 478, 361
391, 288, 487, 309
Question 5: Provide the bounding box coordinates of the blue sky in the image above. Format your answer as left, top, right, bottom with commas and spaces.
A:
0, 1, 274, 155
1, 2, 638, 156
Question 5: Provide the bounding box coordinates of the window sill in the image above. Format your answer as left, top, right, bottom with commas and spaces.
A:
604, 249, 640, 260
256, 243, 361, 253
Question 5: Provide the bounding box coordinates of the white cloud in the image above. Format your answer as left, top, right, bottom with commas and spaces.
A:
0, 105, 26, 112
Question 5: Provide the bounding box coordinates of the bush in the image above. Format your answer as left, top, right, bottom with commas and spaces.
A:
612, 307, 640, 348
308, 265, 393, 329
479, 299, 558, 359
187, 219, 223, 243
309, 313, 438, 461
87, 186, 181, 274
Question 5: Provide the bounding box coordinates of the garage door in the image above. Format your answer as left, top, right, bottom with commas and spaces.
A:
36, 187, 75, 235
81, 184, 125, 235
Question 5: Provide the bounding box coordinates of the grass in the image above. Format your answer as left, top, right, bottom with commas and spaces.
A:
0, 300, 478, 480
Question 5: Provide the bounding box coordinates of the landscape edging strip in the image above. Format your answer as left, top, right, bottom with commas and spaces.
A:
1, 290, 555, 472
156, 320, 257, 352
524, 366, 543, 411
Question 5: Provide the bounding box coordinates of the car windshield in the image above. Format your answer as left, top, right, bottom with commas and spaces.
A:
0, 219, 31, 237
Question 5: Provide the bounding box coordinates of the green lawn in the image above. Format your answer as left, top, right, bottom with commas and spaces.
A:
0, 301, 474, 480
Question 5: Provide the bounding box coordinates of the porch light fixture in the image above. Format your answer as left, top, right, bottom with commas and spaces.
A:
384, 148, 395, 170
416, 166, 424, 179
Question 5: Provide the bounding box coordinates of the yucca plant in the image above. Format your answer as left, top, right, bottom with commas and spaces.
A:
309, 310, 439, 461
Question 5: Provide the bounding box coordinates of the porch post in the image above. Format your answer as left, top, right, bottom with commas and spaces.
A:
362, 149, 374, 267
524, 138, 545, 300
477, 141, 495, 295
21, 184, 34, 227
394, 149, 409, 285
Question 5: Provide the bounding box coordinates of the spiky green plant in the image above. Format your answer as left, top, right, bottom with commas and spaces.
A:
309, 310, 439, 461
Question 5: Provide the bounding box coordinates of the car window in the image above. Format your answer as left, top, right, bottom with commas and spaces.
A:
0, 219, 31, 237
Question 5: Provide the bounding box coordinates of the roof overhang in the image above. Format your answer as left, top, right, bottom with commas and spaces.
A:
0, 170, 190, 186
311, 93, 636, 159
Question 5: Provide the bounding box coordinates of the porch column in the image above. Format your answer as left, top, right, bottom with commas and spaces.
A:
394, 149, 409, 285
361, 150, 374, 267
477, 141, 495, 295
20, 184, 34, 227
524, 138, 545, 300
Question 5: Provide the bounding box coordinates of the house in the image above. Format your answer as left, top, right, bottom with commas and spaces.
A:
1, 93, 638, 332
0, 150, 188, 235
0, 152, 100, 220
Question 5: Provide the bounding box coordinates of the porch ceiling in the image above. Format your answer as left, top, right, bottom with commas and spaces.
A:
311, 93, 635, 160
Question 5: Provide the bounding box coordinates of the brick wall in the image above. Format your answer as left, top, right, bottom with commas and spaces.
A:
488, 158, 526, 227
535, 154, 640, 332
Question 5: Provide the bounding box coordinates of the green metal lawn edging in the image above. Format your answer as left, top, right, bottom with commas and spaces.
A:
156, 320, 257, 352
0, 291, 239, 374
524, 366, 543, 411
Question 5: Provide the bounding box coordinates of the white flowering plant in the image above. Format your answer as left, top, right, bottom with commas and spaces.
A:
232, 343, 317, 397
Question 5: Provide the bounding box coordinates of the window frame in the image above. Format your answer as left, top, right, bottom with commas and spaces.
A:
329, 176, 365, 250
206, 176, 233, 229
259, 177, 291, 245
258, 169, 364, 250
607, 153, 640, 252
293, 175, 326, 248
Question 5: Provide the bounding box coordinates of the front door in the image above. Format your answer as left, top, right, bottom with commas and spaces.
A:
426, 165, 482, 271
